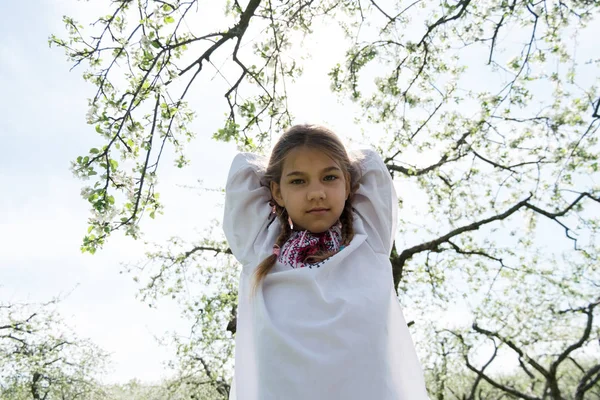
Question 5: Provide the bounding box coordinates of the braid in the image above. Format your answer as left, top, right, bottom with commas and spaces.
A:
340, 157, 360, 247
252, 206, 293, 293
339, 199, 355, 246
274, 208, 293, 248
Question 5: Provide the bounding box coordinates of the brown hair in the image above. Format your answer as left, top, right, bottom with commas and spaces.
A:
253, 124, 361, 290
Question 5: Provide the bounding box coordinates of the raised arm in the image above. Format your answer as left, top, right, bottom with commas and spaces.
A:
351, 149, 398, 255
223, 153, 272, 266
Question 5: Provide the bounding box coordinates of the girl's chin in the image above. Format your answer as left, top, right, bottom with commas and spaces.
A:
291, 212, 342, 232
302, 222, 335, 233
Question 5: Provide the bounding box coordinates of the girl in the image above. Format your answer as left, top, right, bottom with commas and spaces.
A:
224, 125, 429, 400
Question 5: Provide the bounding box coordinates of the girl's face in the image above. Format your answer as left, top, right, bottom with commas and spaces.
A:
271, 146, 350, 233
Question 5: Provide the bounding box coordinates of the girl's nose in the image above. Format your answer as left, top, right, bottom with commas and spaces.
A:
307, 188, 326, 201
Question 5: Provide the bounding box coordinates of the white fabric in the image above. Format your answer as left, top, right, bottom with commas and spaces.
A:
223, 149, 429, 400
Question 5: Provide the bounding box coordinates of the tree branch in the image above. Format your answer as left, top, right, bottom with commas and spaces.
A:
576, 364, 600, 400
472, 149, 548, 173
396, 194, 532, 274
552, 298, 599, 376
180, 0, 262, 75
452, 330, 540, 400
387, 152, 465, 176
418, 0, 472, 46
524, 192, 600, 250
473, 323, 549, 379
394, 189, 599, 288
369, 0, 394, 22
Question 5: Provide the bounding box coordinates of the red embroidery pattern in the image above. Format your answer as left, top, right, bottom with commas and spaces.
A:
278, 224, 342, 269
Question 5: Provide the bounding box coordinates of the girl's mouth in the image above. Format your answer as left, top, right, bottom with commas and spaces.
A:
307, 208, 329, 214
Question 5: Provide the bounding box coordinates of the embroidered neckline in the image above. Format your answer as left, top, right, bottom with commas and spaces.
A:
277, 224, 343, 269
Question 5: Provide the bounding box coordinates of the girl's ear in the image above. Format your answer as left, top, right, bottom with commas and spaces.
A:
270, 181, 285, 207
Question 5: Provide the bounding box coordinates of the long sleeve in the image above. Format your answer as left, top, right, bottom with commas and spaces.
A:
230, 150, 429, 400
223, 153, 272, 266
351, 149, 398, 255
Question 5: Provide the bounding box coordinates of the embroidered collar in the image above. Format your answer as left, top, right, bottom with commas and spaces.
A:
277, 224, 344, 269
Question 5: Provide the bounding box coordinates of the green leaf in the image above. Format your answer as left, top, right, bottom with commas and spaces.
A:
164, 15, 175, 24
151, 39, 161, 49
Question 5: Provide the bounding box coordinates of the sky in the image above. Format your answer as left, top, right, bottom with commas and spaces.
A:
0, 0, 366, 384
0, 1, 197, 383
1, 0, 598, 386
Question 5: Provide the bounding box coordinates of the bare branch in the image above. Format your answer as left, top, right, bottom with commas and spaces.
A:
396, 194, 533, 272
551, 298, 599, 376
180, 0, 262, 76
369, 0, 394, 22
418, 0, 472, 46
184, 245, 232, 258
576, 364, 600, 400
387, 152, 465, 176
472, 323, 549, 379
472, 150, 549, 173
451, 330, 540, 400
394, 190, 599, 290
524, 192, 600, 250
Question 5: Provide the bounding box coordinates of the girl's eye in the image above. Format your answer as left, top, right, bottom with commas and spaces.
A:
290, 179, 305, 185
324, 175, 338, 181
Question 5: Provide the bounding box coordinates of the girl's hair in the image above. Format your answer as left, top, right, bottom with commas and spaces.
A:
253, 124, 361, 290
